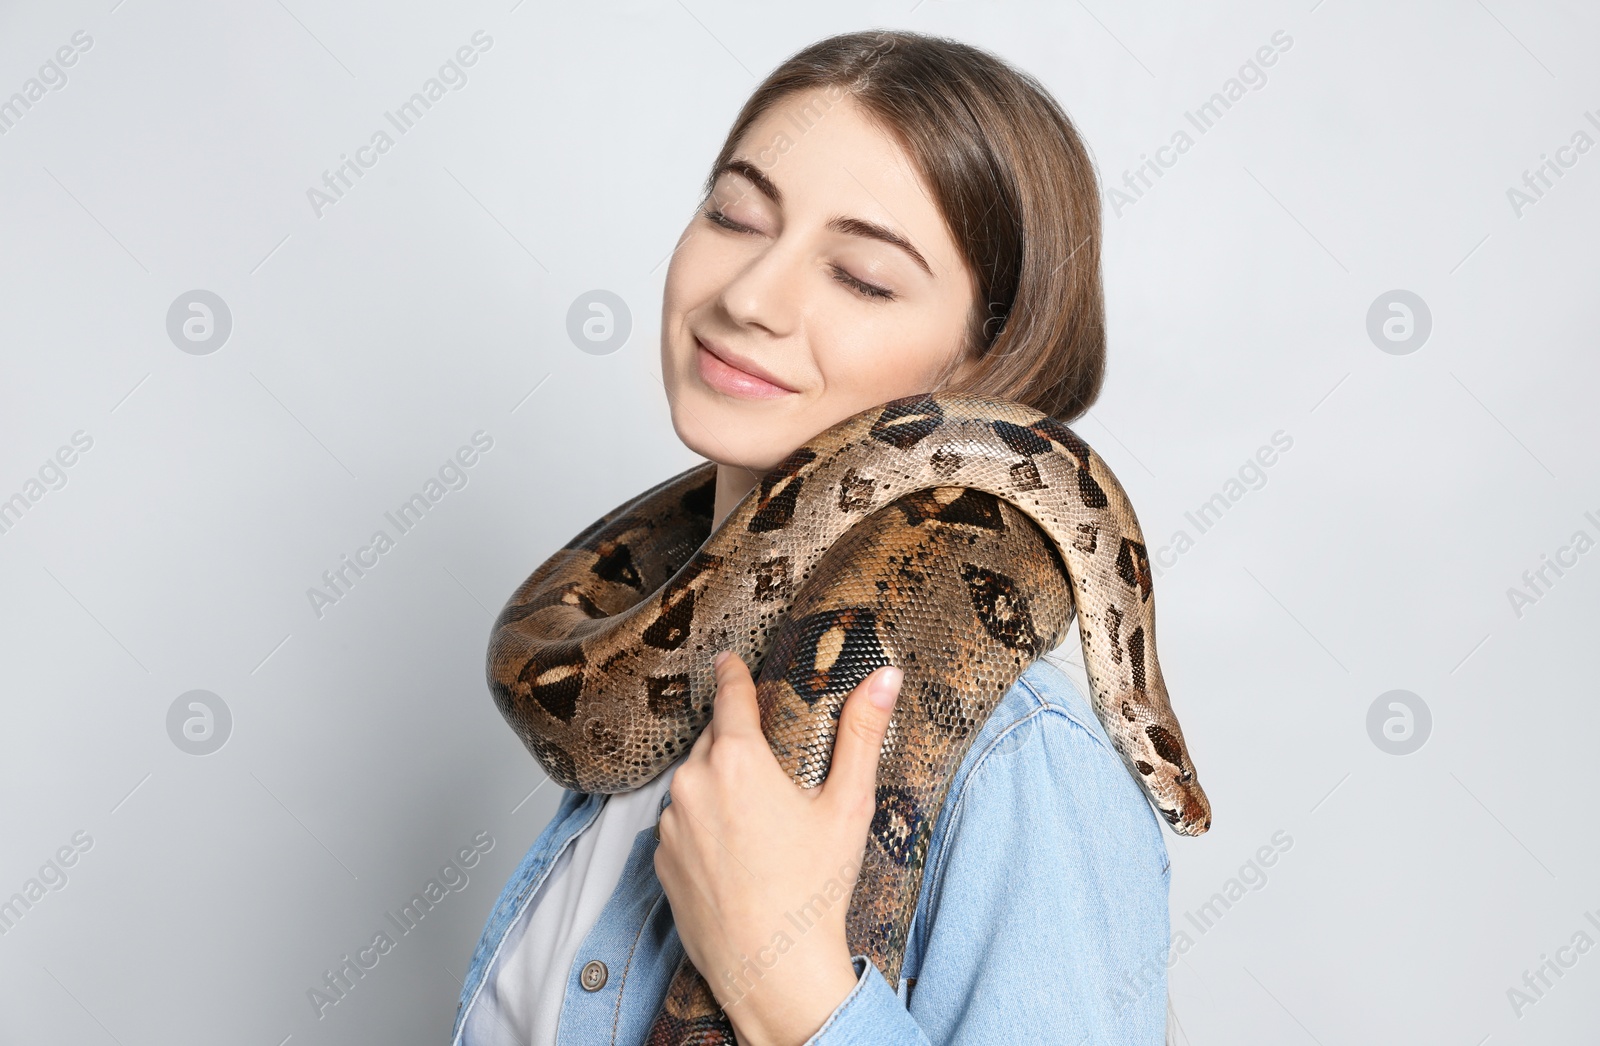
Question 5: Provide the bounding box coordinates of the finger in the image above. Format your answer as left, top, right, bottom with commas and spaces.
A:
685, 713, 714, 765
821, 665, 902, 813
709, 650, 763, 742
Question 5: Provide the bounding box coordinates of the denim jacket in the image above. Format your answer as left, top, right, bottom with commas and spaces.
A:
453, 657, 1171, 1044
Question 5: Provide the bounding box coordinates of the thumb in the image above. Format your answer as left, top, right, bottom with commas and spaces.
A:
822, 665, 903, 815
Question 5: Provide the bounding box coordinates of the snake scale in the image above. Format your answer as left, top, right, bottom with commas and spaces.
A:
487, 393, 1210, 1043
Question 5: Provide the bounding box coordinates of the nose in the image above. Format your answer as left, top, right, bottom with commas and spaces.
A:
716, 235, 803, 337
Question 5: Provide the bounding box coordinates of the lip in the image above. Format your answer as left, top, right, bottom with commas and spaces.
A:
693, 335, 799, 399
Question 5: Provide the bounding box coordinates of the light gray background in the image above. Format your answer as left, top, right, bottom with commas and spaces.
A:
1, 1, 1595, 1043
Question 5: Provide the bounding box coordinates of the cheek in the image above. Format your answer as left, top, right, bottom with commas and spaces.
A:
665, 225, 737, 316
663, 227, 708, 314
818, 315, 963, 401
661, 243, 707, 384
660, 241, 694, 336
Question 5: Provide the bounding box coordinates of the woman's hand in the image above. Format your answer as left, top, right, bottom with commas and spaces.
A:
653, 650, 903, 1046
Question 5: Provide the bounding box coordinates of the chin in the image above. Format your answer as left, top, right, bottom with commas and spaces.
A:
666, 388, 794, 473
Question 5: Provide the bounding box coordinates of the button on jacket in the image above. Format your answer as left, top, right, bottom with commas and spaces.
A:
453, 657, 1172, 1044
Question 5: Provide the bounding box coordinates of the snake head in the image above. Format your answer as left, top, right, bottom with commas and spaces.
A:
1163, 785, 1213, 837
1126, 718, 1211, 835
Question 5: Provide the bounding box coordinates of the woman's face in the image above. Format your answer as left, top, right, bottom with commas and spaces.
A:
660, 89, 978, 472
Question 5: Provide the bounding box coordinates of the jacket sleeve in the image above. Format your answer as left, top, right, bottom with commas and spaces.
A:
802, 700, 1173, 1045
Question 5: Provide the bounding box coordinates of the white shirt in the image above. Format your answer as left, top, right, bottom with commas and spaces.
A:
464, 753, 686, 1046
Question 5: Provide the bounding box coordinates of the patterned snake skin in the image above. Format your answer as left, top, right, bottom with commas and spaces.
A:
487, 393, 1210, 1043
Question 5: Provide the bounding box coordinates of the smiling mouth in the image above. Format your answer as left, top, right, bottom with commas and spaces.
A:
693, 336, 798, 399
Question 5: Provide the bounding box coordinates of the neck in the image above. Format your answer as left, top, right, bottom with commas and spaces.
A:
713, 464, 762, 527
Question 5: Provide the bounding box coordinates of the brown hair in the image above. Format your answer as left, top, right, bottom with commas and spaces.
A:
700, 30, 1106, 422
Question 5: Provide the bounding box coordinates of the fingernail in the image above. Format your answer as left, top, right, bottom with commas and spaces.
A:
713, 650, 731, 670
867, 666, 902, 710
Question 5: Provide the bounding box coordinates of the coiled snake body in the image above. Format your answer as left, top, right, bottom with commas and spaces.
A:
488, 394, 1210, 1043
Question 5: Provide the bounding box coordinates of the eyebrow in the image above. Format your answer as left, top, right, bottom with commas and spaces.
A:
711, 157, 935, 278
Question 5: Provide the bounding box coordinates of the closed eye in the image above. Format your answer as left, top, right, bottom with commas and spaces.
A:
701, 207, 896, 302
701, 206, 752, 233
831, 266, 895, 301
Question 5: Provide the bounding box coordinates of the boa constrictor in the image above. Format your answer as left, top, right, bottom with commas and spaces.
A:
487, 393, 1210, 1044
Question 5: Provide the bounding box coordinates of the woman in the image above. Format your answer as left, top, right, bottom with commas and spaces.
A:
455, 30, 1171, 1045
